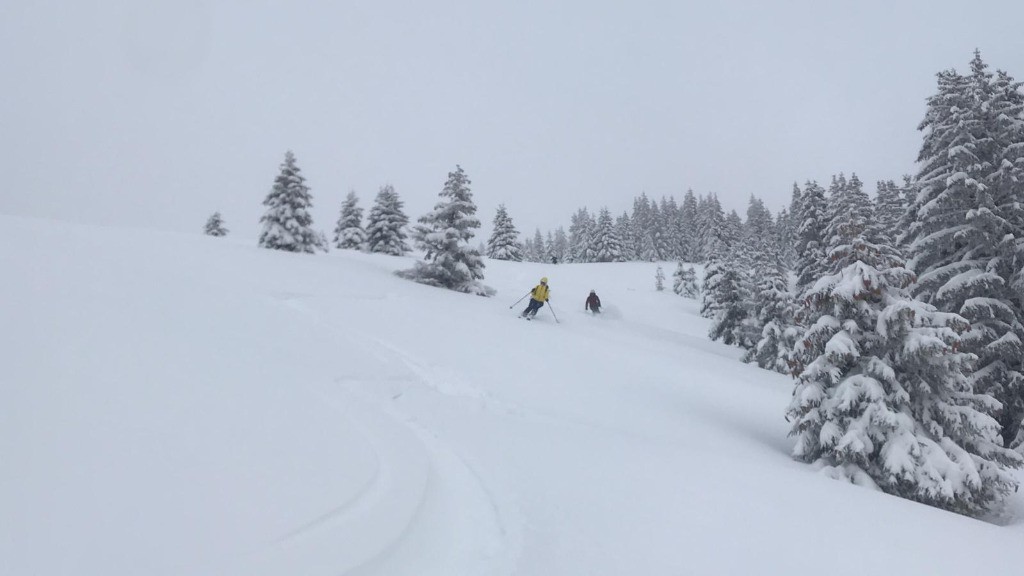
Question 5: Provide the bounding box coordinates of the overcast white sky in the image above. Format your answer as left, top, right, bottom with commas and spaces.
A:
3, 0, 1024, 240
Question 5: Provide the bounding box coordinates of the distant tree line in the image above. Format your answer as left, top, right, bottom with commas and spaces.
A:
484, 189, 782, 266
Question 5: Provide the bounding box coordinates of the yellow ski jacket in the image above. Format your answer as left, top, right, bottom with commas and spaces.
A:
531, 283, 550, 302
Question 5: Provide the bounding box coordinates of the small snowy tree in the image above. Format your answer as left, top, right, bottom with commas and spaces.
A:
204, 212, 227, 237
258, 151, 320, 253
365, 184, 411, 256
398, 165, 494, 296
333, 191, 367, 250
655, 266, 666, 291
486, 204, 523, 261
672, 262, 699, 298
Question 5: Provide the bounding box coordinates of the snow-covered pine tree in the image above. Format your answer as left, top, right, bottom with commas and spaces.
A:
616, 212, 637, 261
776, 183, 802, 271
903, 55, 1024, 448
204, 212, 228, 236
788, 176, 857, 374
705, 251, 746, 345
787, 171, 1021, 515
521, 235, 535, 262
724, 210, 744, 251
532, 229, 546, 262
742, 243, 794, 373
745, 196, 774, 243
735, 196, 777, 348
775, 207, 792, 270
365, 184, 411, 256
592, 207, 625, 262
553, 227, 569, 263
672, 262, 699, 298
399, 165, 493, 296
568, 209, 595, 262
544, 232, 556, 263
632, 194, 653, 259
678, 190, 698, 262
258, 151, 321, 253
646, 200, 665, 261
794, 180, 828, 293
874, 180, 904, 248
699, 204, 729, 319
985, 66, 1024, 447
651, 198, 674, 260
486, 204, 523, 261
333, 190, 367, 250
655, 265, 666, 291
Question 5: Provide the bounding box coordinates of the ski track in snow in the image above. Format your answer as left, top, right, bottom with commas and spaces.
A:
263, 291, 523, 576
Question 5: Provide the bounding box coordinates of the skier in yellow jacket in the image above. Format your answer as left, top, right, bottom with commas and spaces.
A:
521, 277, 550, 318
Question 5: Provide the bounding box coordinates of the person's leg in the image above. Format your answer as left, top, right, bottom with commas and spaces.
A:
531, 301, 544, 317
522, 299, 539, 317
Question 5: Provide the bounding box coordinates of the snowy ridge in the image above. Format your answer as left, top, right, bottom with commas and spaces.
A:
4, 214, 1024, 576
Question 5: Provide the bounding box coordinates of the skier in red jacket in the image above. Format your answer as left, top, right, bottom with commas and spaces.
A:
585, 290, 601, 314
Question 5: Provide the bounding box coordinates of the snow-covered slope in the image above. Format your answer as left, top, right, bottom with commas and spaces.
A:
4, 215, 1024, 576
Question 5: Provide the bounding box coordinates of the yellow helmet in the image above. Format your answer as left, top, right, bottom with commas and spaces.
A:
540, 277, 548, 283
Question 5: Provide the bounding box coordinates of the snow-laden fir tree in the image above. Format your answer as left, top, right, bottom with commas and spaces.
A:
705, 252, 746, 345
699, 194, 728, 258
724, 210, 744, 251
874, 180, 905, 248
787, 173, 1021, 515
258, 151, 321, 253
567, 209, 593, 262
544, 232, 556, 262
777, 183, 803, 270
982, 64, 1024, 448
532, 229, 546, 262
650, 200, 671, 260
795, 181, 828, 293
661, 197, 683, 260
903, 55, 1024, 448
615, 212, 637, 261
204, 212, 228, 237
672, 262, 699, 298
655, 265, 666, 291
399, 165, 493, 296
365, 184, 411, 256
774, 206, 792, 270
553, 227, 569, 263
699, 204, 730, 319
486, 204, 523, 261
743, 243, 794, 374
333, 191, 367, 250
592, 207, 625, 262
631, 194, 652, 257
734, 197, 776, 348
679, 190, 699, 262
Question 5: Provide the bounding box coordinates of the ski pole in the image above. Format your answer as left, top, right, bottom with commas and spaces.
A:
547, 301, 560, 324
509, 291, 532, 309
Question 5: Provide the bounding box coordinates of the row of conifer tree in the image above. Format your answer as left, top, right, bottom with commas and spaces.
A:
696, 51, 1024, 517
